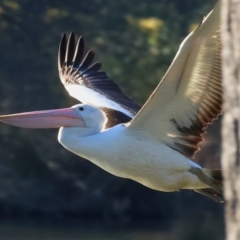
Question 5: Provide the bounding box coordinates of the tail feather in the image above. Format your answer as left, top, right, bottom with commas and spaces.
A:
194, 188, 224, 203
192, 168, 224, 203
201, 168, 223, 192
203, 168, 222, 182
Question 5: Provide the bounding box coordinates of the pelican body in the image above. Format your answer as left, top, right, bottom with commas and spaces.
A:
59, 115, 205, 192
0, 3, 223, 202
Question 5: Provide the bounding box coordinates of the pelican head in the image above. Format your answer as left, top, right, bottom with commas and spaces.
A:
0, 104, 107, 130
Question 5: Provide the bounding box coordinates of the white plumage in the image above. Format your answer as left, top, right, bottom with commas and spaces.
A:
58, 105, 207, 192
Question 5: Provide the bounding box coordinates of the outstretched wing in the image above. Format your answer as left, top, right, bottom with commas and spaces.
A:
58, 33, 140, 128
127, 3, 221, 158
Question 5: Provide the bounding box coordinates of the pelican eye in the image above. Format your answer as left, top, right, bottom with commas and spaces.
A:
79, 107, 84, 111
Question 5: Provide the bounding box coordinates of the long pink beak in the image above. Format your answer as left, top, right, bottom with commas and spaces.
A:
0, 108, 86, 128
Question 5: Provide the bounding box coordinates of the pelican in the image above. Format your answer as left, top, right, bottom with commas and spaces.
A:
0, 3, 223, 202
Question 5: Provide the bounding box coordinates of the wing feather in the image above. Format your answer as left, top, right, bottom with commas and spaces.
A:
73, 36, 84, 66
127, 3, 221, 158
58, 32, 141, 127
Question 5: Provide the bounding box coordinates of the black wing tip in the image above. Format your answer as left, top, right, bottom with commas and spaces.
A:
81, 61, 102, 76
79, 50, 95, 70
65, 32, 76, 65
73, 35, 84, 67
58, 32, 97, 71
58, 33, 67, 70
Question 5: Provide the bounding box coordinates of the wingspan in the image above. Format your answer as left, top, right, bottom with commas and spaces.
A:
58, 32, 140, 127
127, 3, 221, 158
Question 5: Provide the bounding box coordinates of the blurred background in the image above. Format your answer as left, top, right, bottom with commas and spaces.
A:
0, 0, 223, 239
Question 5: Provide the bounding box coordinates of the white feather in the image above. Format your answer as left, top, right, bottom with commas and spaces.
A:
66, 85, 134, 118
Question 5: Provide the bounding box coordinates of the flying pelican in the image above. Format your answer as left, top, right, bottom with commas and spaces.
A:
0, 3, 222, 202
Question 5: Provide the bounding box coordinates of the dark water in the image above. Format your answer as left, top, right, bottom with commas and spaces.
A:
0, 219, 171, 240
